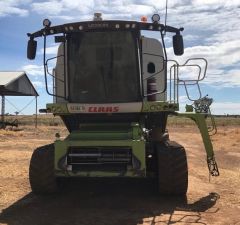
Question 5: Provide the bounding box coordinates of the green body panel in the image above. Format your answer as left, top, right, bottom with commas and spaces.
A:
46, 102, 218, 177
142, 102, 179, 112
55, 170, 144, 177
67, 123, 141, 140
54, 123, 146, 177
185, 104, 194, 112
46, 103, 68, 114
177, 112, 219, 176
176, 112, 214, 158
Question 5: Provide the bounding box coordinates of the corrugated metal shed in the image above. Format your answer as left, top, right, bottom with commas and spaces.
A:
0, 71, 38, 96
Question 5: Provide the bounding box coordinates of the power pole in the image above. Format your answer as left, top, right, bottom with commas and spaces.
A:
1, 95, 5, 128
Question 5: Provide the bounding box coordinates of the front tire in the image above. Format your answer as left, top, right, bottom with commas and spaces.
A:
157, 141, 188, 195
29, 144, 57, 194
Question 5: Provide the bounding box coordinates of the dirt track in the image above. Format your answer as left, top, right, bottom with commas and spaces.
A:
0, 125, 239, 225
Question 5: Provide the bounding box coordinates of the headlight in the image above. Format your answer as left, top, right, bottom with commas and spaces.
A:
43, 18, 51, 27
151, 14, 160, 23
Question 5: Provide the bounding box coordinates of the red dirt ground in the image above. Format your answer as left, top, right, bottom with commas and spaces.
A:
0, 125, 239, 225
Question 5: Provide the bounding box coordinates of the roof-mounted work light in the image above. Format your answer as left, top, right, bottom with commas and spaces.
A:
43, 18, 51, 27
151, 14, 160, 23
93, 12, 102, 21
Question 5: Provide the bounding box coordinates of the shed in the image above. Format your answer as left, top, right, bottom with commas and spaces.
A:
0, 71, 39, 128
0, 71, 38, 96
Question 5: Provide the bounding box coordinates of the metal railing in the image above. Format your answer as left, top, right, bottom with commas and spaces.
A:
167, 58, 208, 103
167, 57, 217, 135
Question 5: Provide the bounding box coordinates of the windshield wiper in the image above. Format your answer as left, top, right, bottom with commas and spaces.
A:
108, 43, 114, 79
100, 66, 108, 100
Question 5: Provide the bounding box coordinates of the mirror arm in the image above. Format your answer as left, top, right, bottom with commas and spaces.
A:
27, 29, 45, 39
164, 25, 184, 34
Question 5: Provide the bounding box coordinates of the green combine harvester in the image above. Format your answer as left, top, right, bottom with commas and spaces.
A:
27, 13, 219, 195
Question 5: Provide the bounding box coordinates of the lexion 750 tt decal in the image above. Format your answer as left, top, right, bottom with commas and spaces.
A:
67, 103, 142, 113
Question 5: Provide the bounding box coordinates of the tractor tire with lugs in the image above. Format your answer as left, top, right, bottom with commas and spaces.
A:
157, 140, 188, 195
29, 144, 57, 194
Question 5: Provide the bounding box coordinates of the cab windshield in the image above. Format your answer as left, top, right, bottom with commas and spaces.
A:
68, 31, 141, 103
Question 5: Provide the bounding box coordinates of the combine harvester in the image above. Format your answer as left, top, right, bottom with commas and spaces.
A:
27, 13, 219, 195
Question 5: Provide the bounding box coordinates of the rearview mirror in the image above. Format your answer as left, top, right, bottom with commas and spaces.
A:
173, 33, 184, 56
27, 39, 37, 60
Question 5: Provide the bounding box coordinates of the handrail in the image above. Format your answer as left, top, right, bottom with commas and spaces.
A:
170, 57, 208, 102
182, 58, 208, 82
43, 34, 66, 99
46, 54, 65, 83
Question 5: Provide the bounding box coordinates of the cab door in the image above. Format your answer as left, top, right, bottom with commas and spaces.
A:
141, 37, 166, 101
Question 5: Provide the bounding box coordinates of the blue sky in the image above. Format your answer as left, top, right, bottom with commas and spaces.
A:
0, 0, 240, 115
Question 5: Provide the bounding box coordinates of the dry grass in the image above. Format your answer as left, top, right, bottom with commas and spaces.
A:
3, 114, 240, 128
0, 117, 240, 225
168, 115, 240, 127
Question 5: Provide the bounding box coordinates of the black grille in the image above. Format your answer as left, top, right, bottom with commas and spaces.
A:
67, 147, 132, 166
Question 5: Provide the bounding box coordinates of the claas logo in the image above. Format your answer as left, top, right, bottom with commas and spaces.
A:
88, 106, 119, 113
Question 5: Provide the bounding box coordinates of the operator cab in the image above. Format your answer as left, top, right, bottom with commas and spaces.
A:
54, 21, 166, 104
27, 13, 184, 130
27, 13, 184, 105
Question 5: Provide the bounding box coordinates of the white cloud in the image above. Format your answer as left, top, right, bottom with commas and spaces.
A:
193, 0, 240, 8
49, 15, 74, 21
28, 0, 240, 89
31, 0, 159, 20
39, 45, 59, 55
0, 0, 31, 17
167, 36, 240, 87
31, 1, 64, 16
178, 100, 240, 115
22, 64, 44, 76
31, 0, 94, 16
227, 71, 240, 86
179, 95, 188, 103
164, 0, 240, 89
211, 102, 240, 115
32, 81, 45, 88
184, 34, 200, 41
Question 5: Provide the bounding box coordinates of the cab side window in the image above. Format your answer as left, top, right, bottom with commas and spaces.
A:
147, 62, 155, 74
